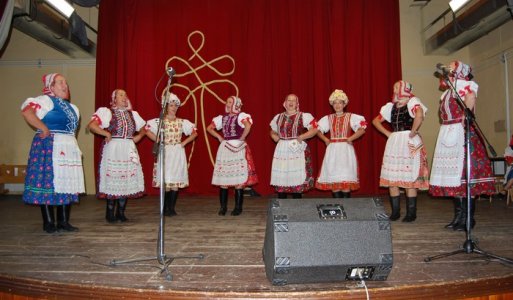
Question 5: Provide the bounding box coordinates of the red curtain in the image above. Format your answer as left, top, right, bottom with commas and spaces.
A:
95, 0, 402, 196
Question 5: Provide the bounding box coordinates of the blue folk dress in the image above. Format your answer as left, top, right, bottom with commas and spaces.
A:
22, 95, 85, 205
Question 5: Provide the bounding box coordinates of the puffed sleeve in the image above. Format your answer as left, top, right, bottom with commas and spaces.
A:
407, 97, 428, 118
182, 119, 197, 136
145, 118, 159, 135
91, 107, 112, 129
70, 103, 80, 119
379, 102, 394, 123
505, 146, 513, 162
237, 112, 253, 127
349, 113, 367, 132
317, 115, 330, 133
131, 111, 146, 131
269, 114, 280, 132
301, 112, 317, 129
21, 95, 54, 119
212, 115, 223, 130
456, 80, 479, 97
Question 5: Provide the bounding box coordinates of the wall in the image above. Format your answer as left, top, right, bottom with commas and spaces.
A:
400, 0, 513, 163
0, 29, 97, 194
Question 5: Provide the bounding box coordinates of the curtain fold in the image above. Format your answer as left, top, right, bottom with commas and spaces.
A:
96, 0, 402, 196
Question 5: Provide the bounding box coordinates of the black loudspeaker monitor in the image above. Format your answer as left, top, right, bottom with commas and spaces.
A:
263, 198, 393, 285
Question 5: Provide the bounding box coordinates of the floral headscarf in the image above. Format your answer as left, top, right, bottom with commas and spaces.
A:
395, 80, 414, 99
110, 89, 133, 110
42, 73, 70, 99
451, 60, 473, 80
225, 96, 242, 114
329, 89, 348, 105
165, 93, 181, 107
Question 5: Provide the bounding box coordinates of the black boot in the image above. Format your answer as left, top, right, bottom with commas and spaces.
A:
168, 190, 178, 216
454, 197, 476, 231
106, 200, 117, 223
40, 205, 56, 233
57, 205, 79, 231
218, 188, 228, 215
292, 193, 302, 199
231, 189, 244, 216
389, 196, 401, 221
332, 191, 343, 198
445, 197, 463, 229
342, 192, 351, 198
164, 191, 172, 216
402, 197, 417, 222
277, 192, 287, 199
116, 199, 128, 222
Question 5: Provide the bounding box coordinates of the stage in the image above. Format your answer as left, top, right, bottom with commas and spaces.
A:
0, 193, 513, 299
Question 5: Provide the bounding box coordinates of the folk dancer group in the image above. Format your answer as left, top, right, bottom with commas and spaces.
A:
21, 60, 496, 234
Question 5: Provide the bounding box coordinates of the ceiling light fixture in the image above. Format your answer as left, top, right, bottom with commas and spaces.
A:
449, 0, 471, 12
45, 0, 75, 18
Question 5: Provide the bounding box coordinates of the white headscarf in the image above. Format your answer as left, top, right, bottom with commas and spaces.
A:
225, 96, 242, 114
110, 89, 133, 110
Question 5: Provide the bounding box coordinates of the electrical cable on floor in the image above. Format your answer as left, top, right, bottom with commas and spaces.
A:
356, 270, 370, 300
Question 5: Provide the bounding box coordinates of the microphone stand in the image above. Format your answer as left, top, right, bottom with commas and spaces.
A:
109, 76, 204, 281
424, 73, 513, 265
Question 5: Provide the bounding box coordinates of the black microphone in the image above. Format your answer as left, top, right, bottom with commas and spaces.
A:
436, 63, 452, 74
433, 71, 445, 78
167, 67, 176, 77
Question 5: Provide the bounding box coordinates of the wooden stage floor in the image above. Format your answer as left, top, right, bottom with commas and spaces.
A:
0, 193, 513, 299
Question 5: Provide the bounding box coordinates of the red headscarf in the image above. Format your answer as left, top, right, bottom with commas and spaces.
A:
42, 73, 70, 99
283, 94, 300, 111
393, 80, 414, 103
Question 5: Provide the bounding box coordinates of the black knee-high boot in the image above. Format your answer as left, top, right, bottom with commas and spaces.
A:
454, 197, 476, 231
277, 192, 287, 199
389, 196, 401, 221
106, 200, 117, 223
218, 188, 228, 215
332, 191, 343, 198
445, 197, 463, 229
168, 190, 178, 216
231, 189, 244, 216
292, 193, 302, 199
342, 192, 351, 198
164, 191, 172, 216
57, 205, 79, 231
116, 199, 128, 222
402, 197, 417, 222
40, 205, 56, 233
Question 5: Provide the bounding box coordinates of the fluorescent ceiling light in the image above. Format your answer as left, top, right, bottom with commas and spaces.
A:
449, 0, 471, 12
45, 0, 75, 18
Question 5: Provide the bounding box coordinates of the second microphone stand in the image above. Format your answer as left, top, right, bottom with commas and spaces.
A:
109, 86, 204, 281
424, 73, 513, 265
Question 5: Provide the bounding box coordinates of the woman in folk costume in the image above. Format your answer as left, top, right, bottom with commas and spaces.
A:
316, 89, 367, 198
145, 93, 198, 216
372, 80, 429, 222
270, 94, 318, 199
21, 73, 85, 233
88, 89, 146, 223
429, 61, 495, 231
207, 96, 258, 216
